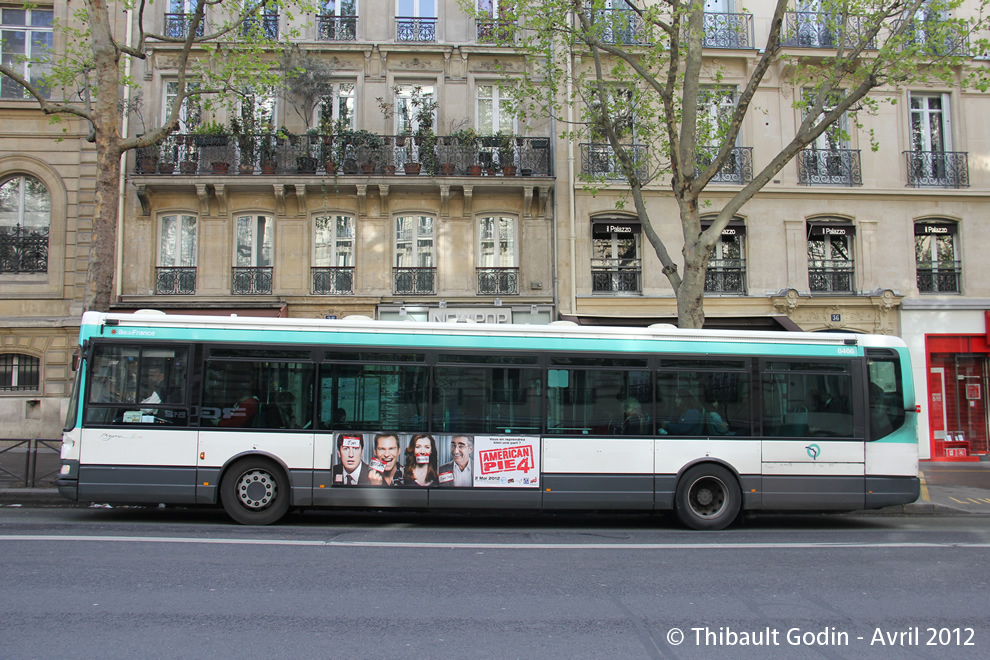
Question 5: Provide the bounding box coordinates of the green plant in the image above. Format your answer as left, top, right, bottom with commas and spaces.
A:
192, 120, 228, 136
452, 127, 478, 146
496, 130, 516, 168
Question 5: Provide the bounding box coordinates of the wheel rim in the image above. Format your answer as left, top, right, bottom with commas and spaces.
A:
235, 469, 277, 510
687, 475, 728, 518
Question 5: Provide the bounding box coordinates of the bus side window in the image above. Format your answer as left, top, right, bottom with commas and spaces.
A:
868, 355, 904, 440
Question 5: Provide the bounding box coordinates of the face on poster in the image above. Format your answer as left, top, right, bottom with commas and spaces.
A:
331, 432, 539, 488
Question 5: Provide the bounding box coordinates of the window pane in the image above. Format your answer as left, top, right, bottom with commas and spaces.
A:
180, 216, 197, 266
762, 365, 853, 438
204, 360, 314, 429
547, 368, 651, 435
434, 366, 542, 433
160, 215, 177, 266
320, 363, 429, 431
657, 367, 750, 436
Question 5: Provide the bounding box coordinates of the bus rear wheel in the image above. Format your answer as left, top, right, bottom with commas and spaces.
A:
674, 464, 741, 531
220, 457, 290, 525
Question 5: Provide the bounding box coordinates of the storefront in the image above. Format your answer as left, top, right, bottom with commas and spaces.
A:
901, 301, 990, 461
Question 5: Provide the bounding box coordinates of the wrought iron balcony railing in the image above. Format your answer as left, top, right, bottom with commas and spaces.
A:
591, 259, 642, 294
585, 8, 649, 45
904, 151, 970, 188
702, 12, 754, 49
917, 261, 961, 294
809, 262, 854, 293
136, 133, 553, 177
393, 267, 436, 295
705, 260, 746, 294
164, 13, 205, 39
312, 267, 354, 295
155, 267, 196, 295
907, 23, 970, 56
396, 17, 437, 42
696, 146, 753, 184
782, 12, 876, 49
231, 267, 273, 295
797, 149, 863, 186
477, 267, 519, 295
241, 13, 278, 39
0, 226, 48, 274
318, 14, 357, 41
476, 18, 515, 43
580, 144, 648, 180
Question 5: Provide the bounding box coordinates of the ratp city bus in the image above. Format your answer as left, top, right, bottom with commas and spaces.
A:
57, 311, 920, 529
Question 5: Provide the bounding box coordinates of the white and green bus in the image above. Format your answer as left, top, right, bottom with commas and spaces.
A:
57, 311, 919, 529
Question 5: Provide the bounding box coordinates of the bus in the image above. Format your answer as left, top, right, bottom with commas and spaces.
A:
56, 311, 919, 530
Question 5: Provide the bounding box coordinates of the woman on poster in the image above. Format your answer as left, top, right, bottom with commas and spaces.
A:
403, 434, 439, 487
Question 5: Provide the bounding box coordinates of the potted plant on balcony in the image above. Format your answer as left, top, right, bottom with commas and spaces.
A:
258, 125, 281, 174
497, 131, 517, 176
352, 129, 384, 174
229, 117, 257, 174
191, 121, 231, 173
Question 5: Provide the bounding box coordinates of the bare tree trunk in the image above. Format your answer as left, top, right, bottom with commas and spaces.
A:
85, 0, 124, 312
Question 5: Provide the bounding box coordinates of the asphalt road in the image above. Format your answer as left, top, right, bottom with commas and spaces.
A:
2, 507, 989, 660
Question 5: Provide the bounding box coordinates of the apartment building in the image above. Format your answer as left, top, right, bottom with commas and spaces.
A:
1, 2, 988, 461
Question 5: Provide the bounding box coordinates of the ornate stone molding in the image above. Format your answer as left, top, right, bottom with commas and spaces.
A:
378, 184, 389, 218
195, 183, 210, 215
135, 184, 150, 216
214, 183, 228, 216
439, 184, 450, 217
295, 185, 307, 217
356, 184, 368, 216
462, 184, 474, 216
273, 184, 286, 216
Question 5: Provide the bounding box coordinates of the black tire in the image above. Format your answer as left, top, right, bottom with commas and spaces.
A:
674, 464, 741, 531
220, 457, 290, 525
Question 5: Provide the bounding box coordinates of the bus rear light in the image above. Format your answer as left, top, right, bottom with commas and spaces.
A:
59, 465, 71, 476
200, 452, 205, 460
916, 405, 922, 413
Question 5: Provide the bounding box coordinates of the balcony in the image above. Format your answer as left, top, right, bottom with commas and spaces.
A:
585, 8, 649, 45
809, 262, 854, 293
164, 13, 205, 39
917, 261, 961, 294
702, 13, 753, 49
241, 13, 278, 39
396, 17, 436, 42
797, 149, 863, 186
0, 226, 48, 274
705, 260, 746, 294
155, 267, 196, 295
477, 18, 515, 44
393, 267, 436, 295
477, 267, 519, 295
318, 15, 357, 41
696, 146, 753, 184
907, 24, 969, 56
231, 267, 273, 295
135, 133, 553, 177
312, 267, 354, 295
591, 259, 641, 294
904, 151, 970, 188
781, 12, 876, 49
581, 144, 648, 180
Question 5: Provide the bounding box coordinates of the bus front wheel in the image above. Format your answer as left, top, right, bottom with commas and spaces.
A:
674, 464, 741, 530
220, 457, 290, 525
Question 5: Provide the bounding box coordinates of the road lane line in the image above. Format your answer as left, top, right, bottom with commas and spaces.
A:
919, 473, 930, 501
2, 535, 990, 550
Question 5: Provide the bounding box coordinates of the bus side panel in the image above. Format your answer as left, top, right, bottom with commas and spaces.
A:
761, 440, 864, 509
864, 434, 919, 477
541, 437, 654, 509
654, 439, 762, 510
77, 465, 197, 503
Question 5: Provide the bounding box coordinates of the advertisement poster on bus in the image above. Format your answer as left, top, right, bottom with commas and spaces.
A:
331, 432, 539, 489
473, 435, 541, 488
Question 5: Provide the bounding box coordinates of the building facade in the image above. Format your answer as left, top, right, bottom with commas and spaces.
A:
1, 1, 988, 462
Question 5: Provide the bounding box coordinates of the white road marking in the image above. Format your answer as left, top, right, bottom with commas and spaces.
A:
2, 535, 990, 550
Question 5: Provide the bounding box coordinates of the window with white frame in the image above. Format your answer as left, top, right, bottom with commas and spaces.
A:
313, 214, 355, 294
1, 5, 53, 99
394, 215, 435, 294
318, 83, 356, 130
240, 89, 278, 131
477, 216, 518, 295
394, 84, 435, 135
915, 220, 960, 294
477, 85, 516, 135
318, 0, 358, 40
0, 174, 50, 274
807, 220, 855, 293
396, 0, 436, 42
908, 92, 960, 186
163, 81, 202, 133
477, 0, 516, 42
157, 214, 197, 294
702, 217, 746, 294
235, 214, 274, 268
591, 220, 641, 294
397, 0, 436, 18
0, 353, 39, 391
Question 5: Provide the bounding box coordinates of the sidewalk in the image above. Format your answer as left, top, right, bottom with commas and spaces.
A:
3, 460, 990, 514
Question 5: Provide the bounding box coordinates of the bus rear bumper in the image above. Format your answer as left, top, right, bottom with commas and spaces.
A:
55, 460, 79, 501
865, 475, 921, 509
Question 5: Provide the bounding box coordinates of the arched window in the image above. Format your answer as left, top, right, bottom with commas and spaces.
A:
807, 219, 855, 293
0, 174, 50, 273
313, 214, 355, 294
915, 220, 960, 293
394, 215, 435, 294
477, 216, 518, 294
0, 353, 40, 391
591, 217, 641, 294
701, 216, 746, 294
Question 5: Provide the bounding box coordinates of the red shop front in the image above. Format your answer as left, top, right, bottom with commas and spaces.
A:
925, 319, 990, 460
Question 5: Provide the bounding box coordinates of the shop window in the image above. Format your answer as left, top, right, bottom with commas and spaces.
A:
915, 220, 960, 294
0, 175, 50, 274
807, 220, 854, 293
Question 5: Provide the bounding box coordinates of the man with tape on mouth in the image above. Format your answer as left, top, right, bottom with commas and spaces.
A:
332, 433, 372, 485
367, 433, 404, 486
438, 435, 474, 487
